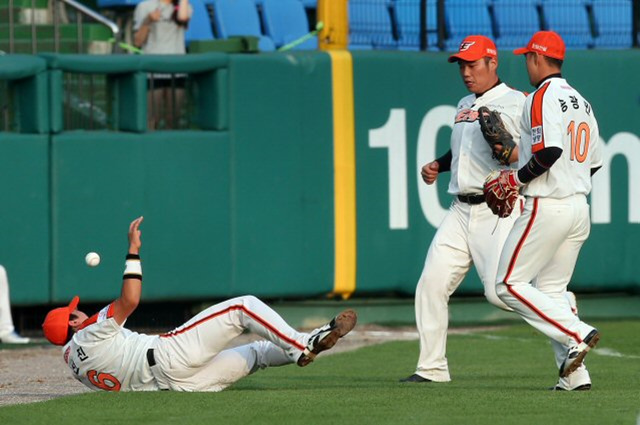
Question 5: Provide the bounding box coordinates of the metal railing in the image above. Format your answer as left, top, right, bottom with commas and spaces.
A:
5, 0, 119, 54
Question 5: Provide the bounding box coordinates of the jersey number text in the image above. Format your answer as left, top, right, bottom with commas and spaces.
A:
567, 121, 590, 163
87, 370, 121, 391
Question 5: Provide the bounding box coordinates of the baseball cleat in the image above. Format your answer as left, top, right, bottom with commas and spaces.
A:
559, 329, 600, 378
297, 309, 357, 367
399, 374, 432, 383
550, 383, 591, 391
0, 331, 30, 344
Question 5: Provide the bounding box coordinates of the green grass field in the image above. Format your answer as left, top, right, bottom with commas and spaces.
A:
2, 320, 639, 424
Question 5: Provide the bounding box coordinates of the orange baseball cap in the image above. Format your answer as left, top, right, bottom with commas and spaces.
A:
513, 31, 566, 60
42, 296, 79, 346
448, 35, 498, 63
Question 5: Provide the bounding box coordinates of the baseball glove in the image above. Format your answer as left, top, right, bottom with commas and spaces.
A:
483, 170, 520, 218
477, 106, 516, 166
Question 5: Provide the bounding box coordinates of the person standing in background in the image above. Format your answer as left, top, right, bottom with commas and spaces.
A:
0, 265, 30, 344
133, 0, 192, 129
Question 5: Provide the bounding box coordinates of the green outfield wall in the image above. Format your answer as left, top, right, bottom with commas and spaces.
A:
0, 51, 638, 306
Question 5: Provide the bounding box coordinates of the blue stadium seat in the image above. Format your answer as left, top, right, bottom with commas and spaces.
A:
299, 0, 317, 8
541, 0, 594, 48
444, 0, 494, 51
394, 0, 440, 51
185, 0, 215, 45
592, 0, 633, 48
262, 0, 317, 50
492, 0, 541, 49
349, 0, 397, 50
212, 0, 276, 51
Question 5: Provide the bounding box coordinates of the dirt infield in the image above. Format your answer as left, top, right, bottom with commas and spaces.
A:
0, 325, 426, 407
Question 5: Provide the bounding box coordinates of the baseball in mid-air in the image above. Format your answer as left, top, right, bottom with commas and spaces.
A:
85, 252, 101, 267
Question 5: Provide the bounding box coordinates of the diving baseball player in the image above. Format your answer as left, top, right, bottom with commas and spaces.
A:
486, 31, 602, 390
400, 35, 525, 383
42, 217, 357, 392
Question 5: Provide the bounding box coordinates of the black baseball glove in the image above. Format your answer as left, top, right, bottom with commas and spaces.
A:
477, 106, 516, 166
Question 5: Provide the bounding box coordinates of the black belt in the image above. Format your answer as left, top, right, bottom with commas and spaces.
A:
147, 348, 156, 367
457, 194, 485, 205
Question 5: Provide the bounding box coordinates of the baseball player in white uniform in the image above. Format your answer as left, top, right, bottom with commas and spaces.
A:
42, 217, 357, 392
0, 265, 30, 344
492, 31, 602, 390
401, 36, 526, 383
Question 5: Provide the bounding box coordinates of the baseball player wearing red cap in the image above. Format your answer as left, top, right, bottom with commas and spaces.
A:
491, 31, 602, 390
400, 36, 526, 383
43, 217, 357, 392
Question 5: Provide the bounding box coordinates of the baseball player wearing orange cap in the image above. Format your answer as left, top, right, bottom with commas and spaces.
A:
400, 35, 526, 383
43, 217, 357, 392
491, 31, 602, 390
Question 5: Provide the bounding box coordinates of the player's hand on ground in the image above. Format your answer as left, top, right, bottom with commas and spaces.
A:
421, 161, 440, 185
128, 216, 144, 254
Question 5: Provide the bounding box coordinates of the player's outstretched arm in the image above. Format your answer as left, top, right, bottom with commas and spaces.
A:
112, 216, 144, 325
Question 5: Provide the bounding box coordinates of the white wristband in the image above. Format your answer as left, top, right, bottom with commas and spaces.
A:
124, 258, 142, 279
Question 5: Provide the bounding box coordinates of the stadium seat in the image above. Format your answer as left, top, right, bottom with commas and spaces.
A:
540, 0, 594, 48
348, 0, 397, 50
592, 0, 633, 48
212, 0, 276, 51
185, 0, 215, 45
261, 0, 317, 50
492, 0, 542, 49
299, 0, 317, 8
394, 0, 440, 51
444, 0, 494, 51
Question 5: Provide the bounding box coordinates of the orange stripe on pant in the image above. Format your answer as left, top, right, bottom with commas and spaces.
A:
502, 198, 582, 344
160, 305, 306, 351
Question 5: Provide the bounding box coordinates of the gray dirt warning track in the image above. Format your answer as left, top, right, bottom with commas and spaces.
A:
0, 325, 498, 407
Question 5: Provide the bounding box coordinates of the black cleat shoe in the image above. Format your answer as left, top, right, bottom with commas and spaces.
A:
550, 383, 592, 391
297, 310, 357, 367
559, 329, 600, 378
399, 374, 432, 383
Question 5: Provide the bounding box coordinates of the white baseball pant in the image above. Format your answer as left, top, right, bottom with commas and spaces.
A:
414, 199, 517, 382
0, 265, 17, 338
496, 195, 596, 347
150, 295, 311, 391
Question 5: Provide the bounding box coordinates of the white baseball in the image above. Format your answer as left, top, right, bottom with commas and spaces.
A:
85, 252, 101, 267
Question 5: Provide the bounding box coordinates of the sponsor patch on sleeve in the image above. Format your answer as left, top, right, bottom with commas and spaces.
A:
532, 126, 543, 146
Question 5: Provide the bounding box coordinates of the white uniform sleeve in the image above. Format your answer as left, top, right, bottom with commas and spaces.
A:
501, 93, 526, 146
74, 303, 125, 343
589, 114, 603, 169
537, 84, 564, 152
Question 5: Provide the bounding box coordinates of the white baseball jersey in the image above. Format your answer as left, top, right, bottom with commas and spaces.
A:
518, 76, 602, 198
449, 83, 526, 194
63, 303, 159, 392
412, 82, 526, 382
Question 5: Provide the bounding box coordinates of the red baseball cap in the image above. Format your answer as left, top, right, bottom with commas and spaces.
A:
513, 31, 566, 60
42, 296, 80, 346
448, 35, 497, 63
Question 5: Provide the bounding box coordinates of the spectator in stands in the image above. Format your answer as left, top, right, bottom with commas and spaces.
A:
133, 0, 192, 130
0, 265, 30, 344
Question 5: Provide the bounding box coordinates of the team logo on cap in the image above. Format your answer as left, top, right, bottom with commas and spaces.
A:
532, 43, 548, 52
459, 41, 476, 52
